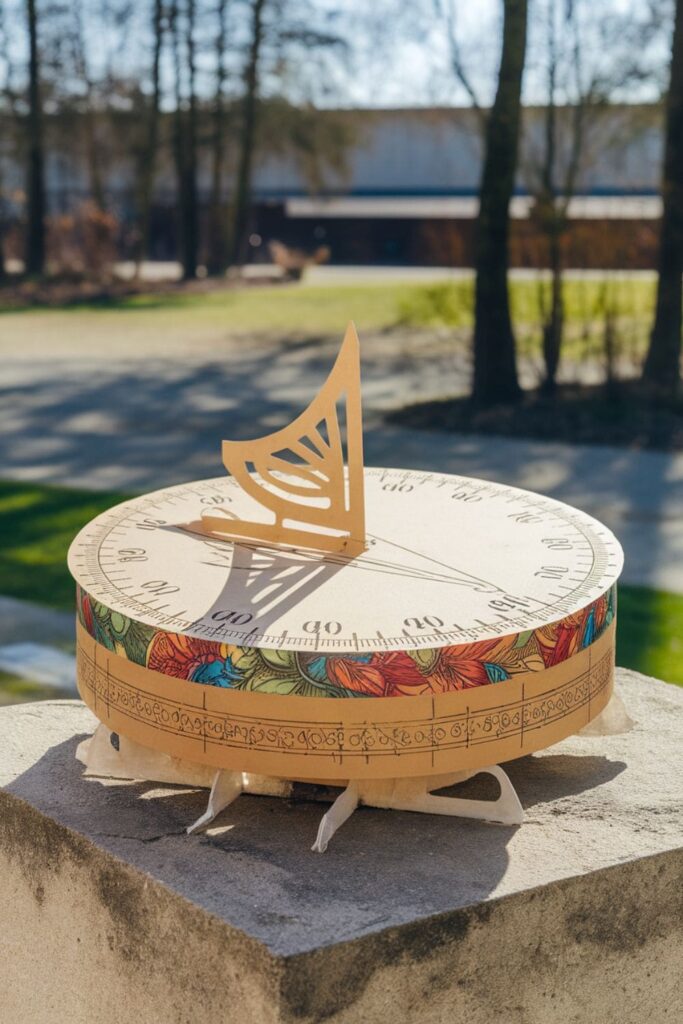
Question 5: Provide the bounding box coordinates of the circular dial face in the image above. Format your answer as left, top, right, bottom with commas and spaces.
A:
68, 468, 623, 654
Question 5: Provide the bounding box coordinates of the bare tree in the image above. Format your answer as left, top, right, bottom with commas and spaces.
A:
529, 1, 591, 391
227, 0, 347, 269
0, 0, 354, 281
472, 0, 528, 404
0, 0, 19, 280
69, 2, 106, 211
435, 0, 526, 402
526, 0, 660, 391
228, 0, 265, 268
183, 0, 199, 279
434, 0, 487, 128
25, 0, 45, 275
643, 0, 683, 393
206, 0, 231, 276
132, 0, 164, 271
170, 0, 199, 280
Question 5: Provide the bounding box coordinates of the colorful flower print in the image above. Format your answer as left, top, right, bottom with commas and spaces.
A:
76, 584, 616, 699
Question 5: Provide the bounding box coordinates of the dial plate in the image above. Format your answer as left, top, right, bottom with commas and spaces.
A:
68, 468, 623, 653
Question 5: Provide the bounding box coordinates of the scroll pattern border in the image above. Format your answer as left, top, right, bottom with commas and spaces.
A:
77, 640, 612, 764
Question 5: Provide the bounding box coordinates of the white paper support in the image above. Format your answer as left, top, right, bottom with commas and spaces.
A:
311, 766, 524, 853
312, 782, 361, 853
76, 729, 552, 851
186, 770, 245, 834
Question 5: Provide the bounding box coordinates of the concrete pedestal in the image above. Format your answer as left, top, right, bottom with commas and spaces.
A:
0, 668, 681, 1024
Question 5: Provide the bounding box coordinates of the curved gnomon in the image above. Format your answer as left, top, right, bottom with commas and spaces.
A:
182, 322, 366, 556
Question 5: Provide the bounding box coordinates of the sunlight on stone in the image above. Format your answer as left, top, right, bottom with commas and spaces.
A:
204, 824, 235, 836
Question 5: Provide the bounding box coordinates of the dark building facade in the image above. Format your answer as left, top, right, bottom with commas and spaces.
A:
246, 107, 663, 268
1, 104, 664, 268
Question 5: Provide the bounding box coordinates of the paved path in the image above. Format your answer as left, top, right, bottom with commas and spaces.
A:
2, 327, 682, 593
0, 596, 74, 648
8, 259, 655, 284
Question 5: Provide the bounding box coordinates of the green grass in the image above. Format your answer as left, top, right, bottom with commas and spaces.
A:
396, 276, 656, 360
0, 479, 681, 692
616, 585, 683, 687
0, 282, 422, 338
0, 480, 131, 611
0, 275, 658, 361
0, 669, 74, 706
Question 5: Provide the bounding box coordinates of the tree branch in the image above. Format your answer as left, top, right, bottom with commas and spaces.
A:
434, 0, 487, 131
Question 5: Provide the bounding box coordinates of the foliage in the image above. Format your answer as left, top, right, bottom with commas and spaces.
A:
46, 202, 120, 277
397, 275, 657, 363
617, 585, 683, 686
0, 670, 75, 706
0, 273, 662, 375
397, 281, 473, 328
0, 0, 356, 280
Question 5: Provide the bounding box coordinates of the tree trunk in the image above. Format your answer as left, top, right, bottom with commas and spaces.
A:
228, 0, 265, 268
182, 0, 199, 280
0, 205, 6, 280
170, 0, 199, 281
642, 0, 683, 392
207, 0, 229, 276
133, 0, 163, 270
472, 0, 527, 405
542, 229, 564, 390
539, 0, 562, 392
25, 0, 45, 276
83, 107, 105, 211
0, 164, 6, 281
72, 3, 106, 212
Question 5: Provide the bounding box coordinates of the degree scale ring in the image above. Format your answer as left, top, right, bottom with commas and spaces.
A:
68, 468, 623, 653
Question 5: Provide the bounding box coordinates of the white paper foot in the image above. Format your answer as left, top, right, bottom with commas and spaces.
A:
387, 765, 524, 826
311, 782, 359, 853
186, 770, 244, 834
578, 687, 634, 736
311, 766, 523, 852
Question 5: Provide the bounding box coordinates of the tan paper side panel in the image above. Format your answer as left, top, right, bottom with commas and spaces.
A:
76, 619, 615, 781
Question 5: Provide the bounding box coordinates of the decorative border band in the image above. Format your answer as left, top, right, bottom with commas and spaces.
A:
76, 618, 615, 780
77, 584, 616, 700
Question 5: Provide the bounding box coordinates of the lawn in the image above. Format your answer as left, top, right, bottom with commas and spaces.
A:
1, 479, 681, 690
0, 274, 657, 362
615, 586, 683, 686
0, 480, 132, 610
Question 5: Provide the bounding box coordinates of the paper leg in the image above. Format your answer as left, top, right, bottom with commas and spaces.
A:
186, 770, 244, 835
387, 765, 524, 825
311, 782, 360, 853
578, 687, 634, 736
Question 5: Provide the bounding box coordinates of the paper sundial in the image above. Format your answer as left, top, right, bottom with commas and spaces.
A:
68, 323, 624, 847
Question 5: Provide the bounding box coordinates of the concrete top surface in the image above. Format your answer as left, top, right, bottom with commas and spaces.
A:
1, 669, 682, 959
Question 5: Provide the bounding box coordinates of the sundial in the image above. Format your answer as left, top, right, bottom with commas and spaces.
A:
69, 324, 624, 850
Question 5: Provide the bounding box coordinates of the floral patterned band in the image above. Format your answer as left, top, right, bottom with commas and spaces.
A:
77, 585, 615, 700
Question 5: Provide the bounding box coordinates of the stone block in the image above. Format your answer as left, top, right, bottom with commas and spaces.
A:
0, 669, 681, 1023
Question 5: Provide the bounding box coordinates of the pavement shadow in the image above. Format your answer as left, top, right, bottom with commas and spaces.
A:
504, 752, 626, 806
0, 332, 468, 491
3, 330, 682, 607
